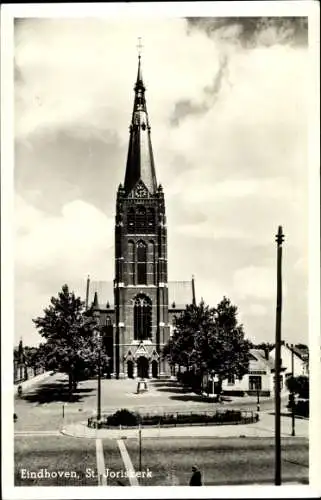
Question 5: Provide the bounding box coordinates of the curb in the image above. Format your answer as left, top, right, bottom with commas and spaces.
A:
59, 419, 308, 441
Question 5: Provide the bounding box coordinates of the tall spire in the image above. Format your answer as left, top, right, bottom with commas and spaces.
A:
124, 43, 157, 195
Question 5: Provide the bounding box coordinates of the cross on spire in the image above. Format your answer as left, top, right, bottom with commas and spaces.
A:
137, 37, 143, 58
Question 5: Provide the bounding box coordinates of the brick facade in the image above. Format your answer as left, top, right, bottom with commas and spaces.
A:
85, 56, 194, 379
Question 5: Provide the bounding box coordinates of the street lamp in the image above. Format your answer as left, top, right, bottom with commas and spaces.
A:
256, 383, 260, 412
274, 225, 284, 486
97, 330, 102, 422
291, 343, 295, 436
93, 306, 102, 423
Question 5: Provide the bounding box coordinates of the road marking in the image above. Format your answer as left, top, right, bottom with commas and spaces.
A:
117, 439, 139, 486
96, 438, 107, 486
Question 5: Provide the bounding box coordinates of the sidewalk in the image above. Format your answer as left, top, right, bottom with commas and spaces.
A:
61, 411, 309, 440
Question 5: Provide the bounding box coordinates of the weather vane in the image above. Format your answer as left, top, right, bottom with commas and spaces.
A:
137, 37, 143, 58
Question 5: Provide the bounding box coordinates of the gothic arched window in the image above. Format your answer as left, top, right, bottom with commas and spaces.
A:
147, 208, 155, 232
127, 208, 135, 233
136, 206, 146, 232
137, 240, 147, 284
127, 205, 156, 234
148, 240, 156, 285
127, 240, 135, 285
134, 294, 152, 340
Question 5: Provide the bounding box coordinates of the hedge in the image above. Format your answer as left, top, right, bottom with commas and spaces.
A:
88, 408, 259, 429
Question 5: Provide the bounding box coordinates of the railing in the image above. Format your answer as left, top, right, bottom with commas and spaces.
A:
88, 409, 259, 429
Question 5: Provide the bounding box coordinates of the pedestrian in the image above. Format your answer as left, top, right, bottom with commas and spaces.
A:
189, 465, 202, 486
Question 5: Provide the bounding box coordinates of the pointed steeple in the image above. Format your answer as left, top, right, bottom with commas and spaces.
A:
92, 291, 99, 310
124, 52, 157, 195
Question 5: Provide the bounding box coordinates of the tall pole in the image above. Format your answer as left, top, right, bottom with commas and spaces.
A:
139, 425, 142, 472
275, 225, 284, 486
291, 344, 295, 436
93, 299, 102, 422
97, 335, 101, 421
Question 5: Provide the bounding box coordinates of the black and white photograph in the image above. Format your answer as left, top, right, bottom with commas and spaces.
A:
1, 2, 320, 499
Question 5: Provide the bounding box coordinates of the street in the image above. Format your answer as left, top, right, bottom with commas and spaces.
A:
14, 434, 308, 486
14, 373, 309, 486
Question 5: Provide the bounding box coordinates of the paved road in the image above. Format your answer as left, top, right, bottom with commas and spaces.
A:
13, 374, 309, 487
14, 434, 308, 486
14, 372, 290, 432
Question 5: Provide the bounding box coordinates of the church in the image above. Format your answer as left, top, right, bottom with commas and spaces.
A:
84, 54, 196, 379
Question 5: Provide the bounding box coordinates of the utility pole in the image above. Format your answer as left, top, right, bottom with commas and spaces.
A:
139, 424, 142, 472
275, 225, 284, 486
291, 344, 295, 436
93, 293, 102, 422
97, 333, 101, 421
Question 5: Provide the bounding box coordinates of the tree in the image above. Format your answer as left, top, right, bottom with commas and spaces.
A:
33, 284, 108, 396
198, 297, 251, 396
286, 375, 309, 399
164, 297, 251, 396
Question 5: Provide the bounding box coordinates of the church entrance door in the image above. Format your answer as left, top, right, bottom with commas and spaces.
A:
152, 360, 158, 378
127, 361, 134, 379
137, 356, 149, 379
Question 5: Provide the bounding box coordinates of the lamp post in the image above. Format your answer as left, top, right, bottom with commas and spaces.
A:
291, 344, 295, 437
93, 306, 102, 423
97, 331, 102, 422
256, 385, 260, 412
138, 424, 142, 472
275, 225, 284, 486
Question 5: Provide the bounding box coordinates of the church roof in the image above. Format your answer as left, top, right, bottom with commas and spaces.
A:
168, 281, 194, 309
86, 280, 194, 310
123, 55, 157, 195
250, 349, 275, 371
87, 281, 114, 310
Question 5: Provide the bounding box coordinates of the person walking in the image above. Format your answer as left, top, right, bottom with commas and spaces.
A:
189, 465, 202, 486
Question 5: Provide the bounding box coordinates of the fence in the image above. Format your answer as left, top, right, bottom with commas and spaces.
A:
88, 409, 259, 429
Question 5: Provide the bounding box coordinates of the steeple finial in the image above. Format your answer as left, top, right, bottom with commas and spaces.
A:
123, 40, 157, 195
137, 36, 143, 58
135, 37, 144, 91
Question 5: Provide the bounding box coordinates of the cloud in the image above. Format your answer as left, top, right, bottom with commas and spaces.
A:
233, 266, 277, 300
186, 17, 308, 48
13, 17, 309, 346
247, 303, 268, 316
15, 195, 114, 278
170, 54, 230, 126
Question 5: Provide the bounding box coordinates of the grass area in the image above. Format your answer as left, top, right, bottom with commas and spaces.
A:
15, 436, 97, 486
15, 435, 127, 487
124, 436, 309, 486
14, 404, 88, 431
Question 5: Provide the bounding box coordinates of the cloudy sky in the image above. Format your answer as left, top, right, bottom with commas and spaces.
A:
13, 14, 310, 347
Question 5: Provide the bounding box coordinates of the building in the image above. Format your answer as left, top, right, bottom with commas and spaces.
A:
220, 348, 287, 397
13, 339, 45, 385
269, 342, 309, 380
85, 55, 195, 379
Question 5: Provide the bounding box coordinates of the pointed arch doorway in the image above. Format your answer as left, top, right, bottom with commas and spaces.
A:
137, 356, 149, 379
127, 360, 134, 379
152, 360, 158, 378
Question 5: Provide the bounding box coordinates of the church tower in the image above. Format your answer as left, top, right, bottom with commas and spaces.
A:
114, 54, 169, 379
